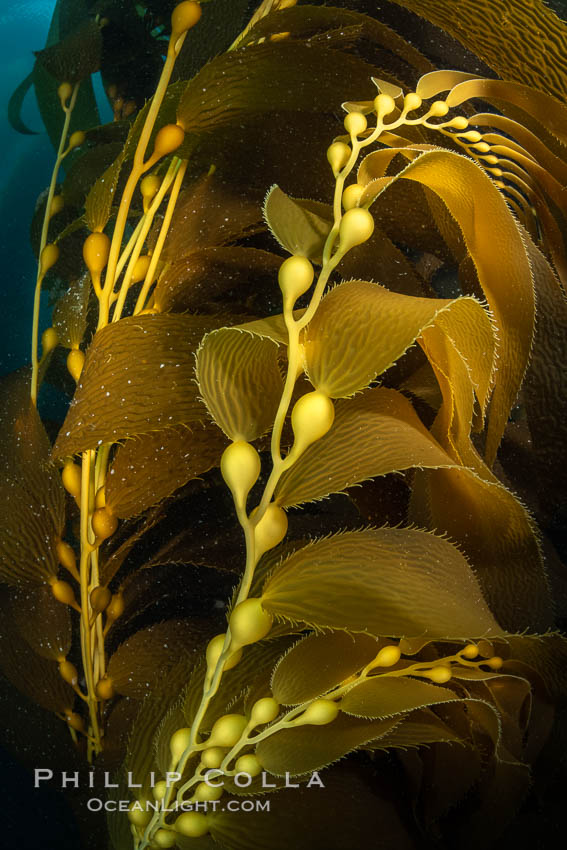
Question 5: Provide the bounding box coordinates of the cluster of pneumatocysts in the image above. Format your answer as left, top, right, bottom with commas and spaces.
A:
129, 637, 506, 846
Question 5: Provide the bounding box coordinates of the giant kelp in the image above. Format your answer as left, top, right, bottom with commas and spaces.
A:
1, 1, 567, 848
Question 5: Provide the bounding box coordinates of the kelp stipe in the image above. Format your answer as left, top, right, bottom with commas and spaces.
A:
1, 1, 567, 849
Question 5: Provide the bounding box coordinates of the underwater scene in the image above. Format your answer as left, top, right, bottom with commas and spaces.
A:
1, 0, 567, 848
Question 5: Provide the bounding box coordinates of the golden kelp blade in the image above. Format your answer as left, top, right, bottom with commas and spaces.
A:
389, 0, 567, 102
239, 3, 433, 83
358, 148, 535, 465
106, 422, 227, 518
373, 710, 462, 749
256, 712, 398, 776
176, 42, 378, 135
0, 371, 64, 585
196, 328, 284, 441
275, 387, 455, 508
261, 528, 502, 640
271, 631, 380, 705
264, 186, 332, 260
341, 677, 457, 719
53, 314, 217, 457
304, 279, 495, 404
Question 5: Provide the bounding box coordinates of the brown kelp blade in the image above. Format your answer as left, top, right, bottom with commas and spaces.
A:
262, 528, 502, 640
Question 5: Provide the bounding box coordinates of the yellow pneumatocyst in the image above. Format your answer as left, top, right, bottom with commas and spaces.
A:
56, 539, 76, 572
249, 697, 279, 727
460, 643, 479, 659
140, 174, 161, 200
152, 781, 167, 801
91, 507, 118, 541
154, 829, 177, 848
41, 326, 59, 355
373, 93, 396, 118
403, 92, 422, 113
200, 747, 227, 769
50, 579, 77, 607
344, 111, 367, 137
342, 183, 365, 210
447, 116, 468, 131
427, 666, 452, 684
253, 504, 288, 557
175, 812, 209, 838
95, 677, 115, 700
40, 243, 59, 276
220, 440, 261, 509
171, 1, 203, 38
229, 598, 273, 649
206, 633, 242, 671
57, 82, 73, 106
68, 131, 86, 150
152, 123, 185, 160
290, 391, 335, 457
278, 255, 314, 308
58, 659, 79, 686
169, 727, 192, 763
105, 592, 125, 623
67, 349, 85, 383
50, 195, 64, 217
326, 141, 351, 175
428, 100, 449, 117
127, 803, 151, 827
132, 255, 151, 283
83, 232, 110, 274
207, 713, 248, 748
234, 753, 263, 777
372, 644, 401, 668
65, 710, 85, 732
193, 781, 223, 802
298, 698, 339, 726
338, 207, 374, 253
62, 461, 82, 498
90, 585, 112, 613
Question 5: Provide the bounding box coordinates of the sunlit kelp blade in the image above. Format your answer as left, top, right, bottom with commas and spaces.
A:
6, 584, 71, 661
153, 247, 283, 314
271, 631, 379, 705
196, 328, 283, 441
304, 280, 495, 406
358, 148, 535, 464
275, 387, 455, 507
389, 0, 567, 103
262, 528, 502, 639
341, 677, 457, 719
241, 3, 434, 83
264, 186, 332, 260
0, 372, 64, 585
257, 712, 398, 776
107, 619, 216, 698
53, 314, 218, 457
106, 422, 227, 519
176, 42, 379, 135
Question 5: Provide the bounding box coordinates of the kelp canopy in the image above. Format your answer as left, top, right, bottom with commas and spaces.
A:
2, 1, 567, 848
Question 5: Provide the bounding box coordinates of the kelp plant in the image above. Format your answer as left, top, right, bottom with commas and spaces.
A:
2, 0, 567, 848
